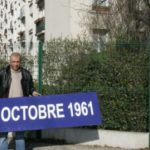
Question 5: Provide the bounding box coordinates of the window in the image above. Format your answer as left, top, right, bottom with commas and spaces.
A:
92, 28, 108, 52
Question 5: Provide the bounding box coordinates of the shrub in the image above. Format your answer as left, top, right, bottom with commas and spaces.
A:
43, 37, 148, 132
0, 59, 8, 69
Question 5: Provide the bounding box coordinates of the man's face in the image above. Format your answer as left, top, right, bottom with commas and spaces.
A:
10, 56, 21, 71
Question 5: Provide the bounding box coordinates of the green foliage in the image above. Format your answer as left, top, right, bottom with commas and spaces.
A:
20, 53, 34, 73
0, 59, 8, 69
59, 48, 148, 131
43, 37, 148, 132
98, 46, 148, 131
42, 37, 95, 94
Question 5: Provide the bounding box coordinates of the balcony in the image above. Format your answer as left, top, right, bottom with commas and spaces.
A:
9, 39, 13, 51
0, 10, 3, 17
29, 3, 33, 17
10, 3, 14, 15
10, 21, 13, 33
0, 34, 2, 42
18, 31, 25, 41
4, 2, 7, 9
89, 4, 111, 30
90, 12, 110, 30
19, 6, 25, 23
0, 0, 3, 5
0, 23, 2, 29
92, 5, 110, 13
4, 28, 7, 36
35, 17, 45, 39
3, 44, 6, 50
4, 14, 7, 23
18, 31, 25, 48
28, 0, 33, 7
4, 18, 7, 23
36, 0, 44, 10
92, 28, 109, 35
29, 34, 33, 50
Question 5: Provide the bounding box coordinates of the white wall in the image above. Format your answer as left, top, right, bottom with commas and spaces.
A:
45, 0, 92, 41
42, 128, 149, 149
45, 0, 70, 40
69, 0, 91, 37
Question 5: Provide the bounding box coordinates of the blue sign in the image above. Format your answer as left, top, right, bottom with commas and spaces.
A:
0, 92, 102, 132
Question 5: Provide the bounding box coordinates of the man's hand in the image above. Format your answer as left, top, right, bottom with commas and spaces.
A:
32, 91, 41, 96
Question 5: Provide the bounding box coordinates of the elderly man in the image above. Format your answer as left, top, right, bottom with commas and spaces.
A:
0, 52, 40, 150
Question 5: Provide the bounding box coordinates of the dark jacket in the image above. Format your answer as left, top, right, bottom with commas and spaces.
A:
0, 65, 35, 98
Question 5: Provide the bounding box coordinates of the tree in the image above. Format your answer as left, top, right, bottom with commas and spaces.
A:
89, 0, 150, 42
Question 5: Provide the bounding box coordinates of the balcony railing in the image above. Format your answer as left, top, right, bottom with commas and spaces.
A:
92, 5, 110, 13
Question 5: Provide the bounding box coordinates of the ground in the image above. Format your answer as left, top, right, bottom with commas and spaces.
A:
8, 139, 149, 150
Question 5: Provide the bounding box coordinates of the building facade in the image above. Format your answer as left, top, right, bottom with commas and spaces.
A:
0, 0, 110, 55
0, 0, 45, 58
0, 0, 110, 77
45, 0, 110, 51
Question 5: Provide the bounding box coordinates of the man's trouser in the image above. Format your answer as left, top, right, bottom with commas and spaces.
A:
0, 132, 25, 150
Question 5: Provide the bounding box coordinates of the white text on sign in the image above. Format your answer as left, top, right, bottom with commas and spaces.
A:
0, 101, 94, 122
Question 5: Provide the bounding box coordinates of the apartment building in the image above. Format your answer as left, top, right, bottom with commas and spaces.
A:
45, 0, 110, 52
0, 0, 44, 58
0, 0, 110, 78
0, 0, 110, 55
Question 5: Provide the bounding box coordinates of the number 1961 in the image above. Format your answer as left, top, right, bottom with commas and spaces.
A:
68, 101, 94, 117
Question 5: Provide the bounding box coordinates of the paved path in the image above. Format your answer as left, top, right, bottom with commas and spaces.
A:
28, 145, 131, 150
9, 139, 148, 150
9, 143, 145, 150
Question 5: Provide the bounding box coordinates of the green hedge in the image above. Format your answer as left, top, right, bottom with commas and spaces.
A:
43, 38, 148, 132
